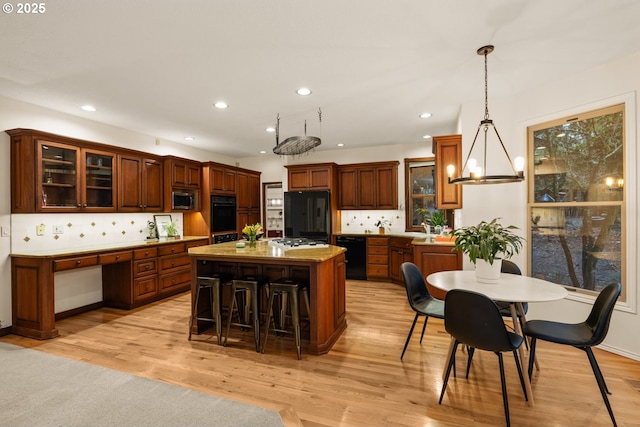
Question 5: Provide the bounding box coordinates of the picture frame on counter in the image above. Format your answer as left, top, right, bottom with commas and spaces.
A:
154, 214, 173, 238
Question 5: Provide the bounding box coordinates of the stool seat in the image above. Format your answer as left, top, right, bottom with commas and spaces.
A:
261, 277, 310, 359
224, 275, 269, 352
189, 272, 233, 345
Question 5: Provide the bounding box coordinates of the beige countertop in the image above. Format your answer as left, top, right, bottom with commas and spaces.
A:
189, 239, 346, 262
334, 232, 455, 246
11, 235, 210, 258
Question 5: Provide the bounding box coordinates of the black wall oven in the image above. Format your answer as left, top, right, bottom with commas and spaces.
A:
211, 195, 237, 235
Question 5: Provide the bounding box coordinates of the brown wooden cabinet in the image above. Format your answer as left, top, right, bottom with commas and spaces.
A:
432, 134, 462, 209
7, 129, 117, 213
389, 236, 414, 284
413, 243, 462, 300
236, 170, 261, 235
367, 236, 389, 280
337, 161, 398, 210
165, 156, 201, 189
286, 163, 337, 191
118, 154, 163, 212
209, 163, 237, 194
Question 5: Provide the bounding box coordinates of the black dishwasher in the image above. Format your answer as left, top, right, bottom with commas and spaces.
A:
336, 236, 367, 280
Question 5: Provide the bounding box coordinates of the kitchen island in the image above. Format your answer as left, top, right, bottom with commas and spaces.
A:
188, 240, 347, 355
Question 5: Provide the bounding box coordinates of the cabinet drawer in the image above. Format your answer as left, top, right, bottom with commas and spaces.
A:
367, 246, 389, 255
367, 237, 388, 246
158, 242, 186, 256
54, 255, 99, 272
134, 276, 158, 300
389, 237, 413, 250
159, 271, 191, 293
367, 265, 389, 277
134, 259, 157, 276
134, 247, 158, 260
186, 239, 209, 249
368, 255, 388, 265
99, 250, 133, 265
159, 254, 190, 271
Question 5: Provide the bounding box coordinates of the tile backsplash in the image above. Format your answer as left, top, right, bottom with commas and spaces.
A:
340, 210, 405, 234
10, 212, 183, 253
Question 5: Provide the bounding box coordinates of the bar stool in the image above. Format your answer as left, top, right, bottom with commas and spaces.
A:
188, 273, 233, 345
261, 277, 311, 360
224, 275, 269, 352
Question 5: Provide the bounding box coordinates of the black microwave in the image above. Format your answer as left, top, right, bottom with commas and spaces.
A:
172, 191, 195, 210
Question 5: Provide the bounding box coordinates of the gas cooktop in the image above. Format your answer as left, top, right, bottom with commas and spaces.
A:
268, 238, 328, 249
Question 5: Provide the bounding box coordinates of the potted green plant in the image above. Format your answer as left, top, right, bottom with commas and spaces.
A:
452, 218, 524, 281
164, 221, 179, 238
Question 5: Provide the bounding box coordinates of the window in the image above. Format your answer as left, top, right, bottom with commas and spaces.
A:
527, 103, 626, 302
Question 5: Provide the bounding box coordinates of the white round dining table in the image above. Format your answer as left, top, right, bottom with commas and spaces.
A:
426, 270, 568, 406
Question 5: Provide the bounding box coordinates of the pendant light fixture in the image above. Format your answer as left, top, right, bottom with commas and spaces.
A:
448, 45, 525, 184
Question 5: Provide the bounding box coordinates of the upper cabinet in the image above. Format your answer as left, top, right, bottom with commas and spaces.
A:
209, 163, 237, 194
7, 129, 117, 213
117, 154, 163, 212
286, 163, 337, 191
337, 161, 398, 210
165, 156, 201, 189
432, 134, 462, 209
236, 171, 261, 210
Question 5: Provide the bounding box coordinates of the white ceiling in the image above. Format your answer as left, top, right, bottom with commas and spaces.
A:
2, 0, 640, 158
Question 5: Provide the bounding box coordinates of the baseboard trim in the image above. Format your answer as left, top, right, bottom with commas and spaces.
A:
598, 343, 640, 361
55, 302, 104, 320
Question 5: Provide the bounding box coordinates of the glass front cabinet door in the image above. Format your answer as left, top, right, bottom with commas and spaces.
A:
37, 140, 115, 212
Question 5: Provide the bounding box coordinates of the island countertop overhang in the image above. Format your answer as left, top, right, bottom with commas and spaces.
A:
188, 240, 346, 263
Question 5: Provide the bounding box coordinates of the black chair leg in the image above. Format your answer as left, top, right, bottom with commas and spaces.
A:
400, 313, 419, 360
527, 337, 537, 379
439, 341, 459, 404
419, 316, 429, 343
512, 350, 528, 401
465, 347, 475, 379
585, 348, 617, 427
497, 353, 511, 427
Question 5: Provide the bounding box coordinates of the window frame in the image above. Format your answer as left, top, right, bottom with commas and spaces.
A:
524, 92, 636, 314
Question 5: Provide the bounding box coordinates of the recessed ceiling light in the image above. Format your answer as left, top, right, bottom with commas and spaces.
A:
419, 112, 432, 119
296, 88, 312, 96
337, 143, 344, 147
422, 134, 432, 139
81, 105, 96, 112
184, 136, 195, 141
266, 127, 275, 132
214, 101, 228, 109
259, 150, 267, 154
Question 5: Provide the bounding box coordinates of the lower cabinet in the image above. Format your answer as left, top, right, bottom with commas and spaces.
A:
103, 238, 208, 309
413, 243, 462, 300
389, 237, 414, 284
367, 236, 389, 280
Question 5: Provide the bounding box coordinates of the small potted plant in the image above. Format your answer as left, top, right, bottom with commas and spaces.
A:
427, 210, 447, 235
374, 218, 391, 234
452, 218, 524, 281
164, 221, 180, 239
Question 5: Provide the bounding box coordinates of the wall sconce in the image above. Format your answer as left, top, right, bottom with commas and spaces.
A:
448, 45, 525, 185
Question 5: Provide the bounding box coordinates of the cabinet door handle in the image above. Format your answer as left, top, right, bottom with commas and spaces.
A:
76, 260, 81, 265
115, 255, 120, 260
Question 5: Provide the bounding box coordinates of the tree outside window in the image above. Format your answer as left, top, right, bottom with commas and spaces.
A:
528, 104, 624, 301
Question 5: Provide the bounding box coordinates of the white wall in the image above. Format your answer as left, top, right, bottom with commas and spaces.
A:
458, 50, 640, 360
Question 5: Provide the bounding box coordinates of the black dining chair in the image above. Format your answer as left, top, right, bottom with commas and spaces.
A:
496, 260, 529, 344
439, 289, 528, 427
523, 282, 621, 427
400, 262, 444, 360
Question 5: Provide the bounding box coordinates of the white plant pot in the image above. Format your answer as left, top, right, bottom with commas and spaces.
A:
475, 258, 502, 282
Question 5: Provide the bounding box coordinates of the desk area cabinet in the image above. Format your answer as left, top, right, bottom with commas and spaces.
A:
337, 161, 398, 210
11, 237, 208, 339
367, 236, 389, 280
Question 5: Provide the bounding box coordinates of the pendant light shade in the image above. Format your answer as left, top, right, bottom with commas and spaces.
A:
448, 45, 525, 184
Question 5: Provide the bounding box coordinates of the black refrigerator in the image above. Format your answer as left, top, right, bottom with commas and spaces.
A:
284, 190, 331, 242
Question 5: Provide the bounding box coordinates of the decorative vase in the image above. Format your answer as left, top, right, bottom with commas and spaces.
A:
475, 258, 502, 282
434, 225, 443, 236
378, 227, 385, 234
248, 235, 257, 248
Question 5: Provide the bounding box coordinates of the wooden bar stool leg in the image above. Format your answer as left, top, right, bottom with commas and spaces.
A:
224, 282, 238, 347
261, 289, 276, 354
290, 288, 301, 360
251, 285, 260, 352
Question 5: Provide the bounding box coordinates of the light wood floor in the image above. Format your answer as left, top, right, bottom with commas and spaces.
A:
2, 279, 640, 427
